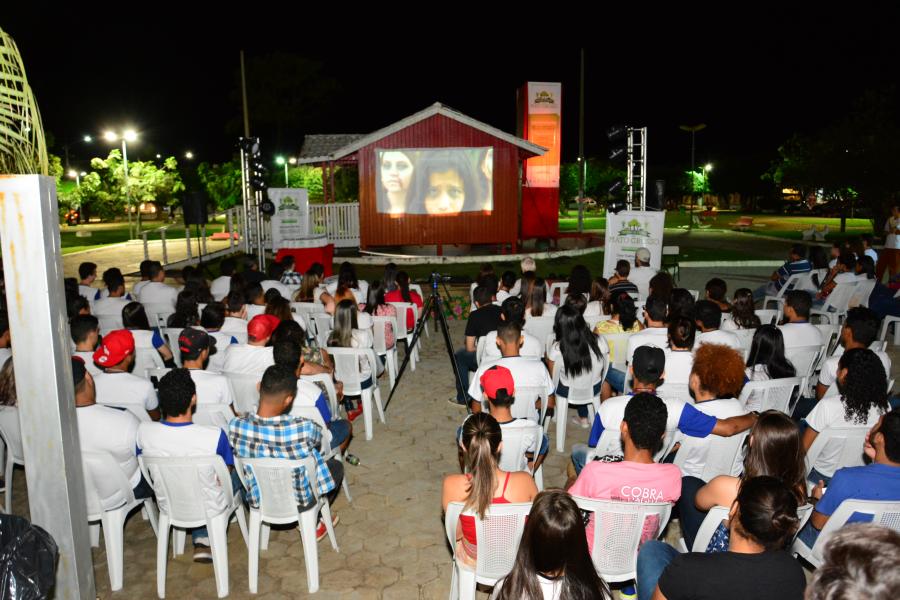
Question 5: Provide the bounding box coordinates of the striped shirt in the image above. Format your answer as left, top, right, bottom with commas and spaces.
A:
228, 412, 334, 507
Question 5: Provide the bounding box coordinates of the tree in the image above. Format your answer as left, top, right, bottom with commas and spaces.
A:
560, 159, 626, 214
198, 160, 243, 210
287, 165, 324, 201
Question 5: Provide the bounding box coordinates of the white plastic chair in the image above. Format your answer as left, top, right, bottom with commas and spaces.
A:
443, 501, 531, 600
815, 323, 842, 356
0, 408, 24, 513
312, 313, 333, 349
584, 314, 609, 331
792, 499, 900, 567
223, 371, 261, 415
139, 455, 249, 599
674, 430, 750, 482
804, 425, 868, 485
523, 316, 555, 355
853, 279, 876, 308
372, 315, 398, 390
300, 373, 340, 418
551, 362, 603, 453
739, 376, 804, 414
547, 282, 567, 305
810, 281, 859, 324
235, 457, 338, 594
143, 303, 176, 330
691, 503, 813, 552
571, 496, 672, 583
97, 314, 124, 336
762, 272, 809, 311
289, 404, 352, 503
82, 450, 159, 591
785, 344, 825, 396
589, 427, 679, 464
193, 403, 236, 431
387, 301, 420, 369
687, 289, 699, 301
755, 309, 780, 325
497, 422, 545, 490
161, 327, 186, 367
408, 284, 429, 338
135, 347, 165, 380
326, 346, 385, 441
879, 315, 900, 346
600, 332, 632, 372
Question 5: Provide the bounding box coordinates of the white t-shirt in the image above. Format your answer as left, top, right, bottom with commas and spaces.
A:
73, 350, 102, 375
676, 398, 744, 479
496, 290, 512, 303
221, 316, 248, 336
139, 282, 178, 311
498, 418, 541, 470
526, 304, 557, 319
131, 280, 151, 301
92, 296, 131, 317
629, 266, 658, 298
491, 574, 561, 600
695, 329, 743, 352
818, 351, 891, 389
805, 395, 885, 477
209, 276, 231, 301
584, 301, 603, 317
246, 304, 266, 320
77, 403, 142, 487
187, 369, 235, 406
467, 356, 554, 422
0, 348, 11, 367
626, 327, 669, 364
865, 248, 879, 263
480, 331, 544, 362
93, 371, 159, 413
663, 349, 694, 386
130, 329, 161, 350
222, 344, 274, 376
205, 331, 239, 373
547, 341, 605, 392
778, 322, 824, 350
78, 284, 98, 303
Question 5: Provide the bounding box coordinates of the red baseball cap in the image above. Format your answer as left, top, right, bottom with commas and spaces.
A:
247, 314, 281, 341
480, 365, 515, 400
93, 329, 135, 367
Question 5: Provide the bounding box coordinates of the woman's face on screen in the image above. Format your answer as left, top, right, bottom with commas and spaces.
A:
381, 152, 413, 193
424, 169, 465, 214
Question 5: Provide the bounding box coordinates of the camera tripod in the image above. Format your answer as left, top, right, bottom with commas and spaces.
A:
384, 273, 470, 414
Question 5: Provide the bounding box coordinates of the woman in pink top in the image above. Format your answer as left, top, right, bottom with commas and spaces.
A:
360, 280, 396, 348
442, 413, 537, 566
384, 271, 423, 331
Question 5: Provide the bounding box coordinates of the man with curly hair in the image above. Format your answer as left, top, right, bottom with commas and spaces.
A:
797, 409, 900, 549
803, 348, 890, 485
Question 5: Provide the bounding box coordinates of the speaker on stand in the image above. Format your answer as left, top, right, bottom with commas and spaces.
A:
182, 191, 209, 263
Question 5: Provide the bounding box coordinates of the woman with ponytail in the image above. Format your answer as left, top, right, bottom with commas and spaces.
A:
442, 413, 538, 566
492, 490, 611, 600
637, 476, 806, 600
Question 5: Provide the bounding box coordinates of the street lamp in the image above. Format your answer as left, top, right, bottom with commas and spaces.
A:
185, 151, 194, 160
67, 169, 85, 187
679, 124, 707, 230
103, 128, 139, 238
275, 156, 288, 186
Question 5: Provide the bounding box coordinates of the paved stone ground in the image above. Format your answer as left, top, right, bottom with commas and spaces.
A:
62, 237, 236, 279
9, 262, 892, 598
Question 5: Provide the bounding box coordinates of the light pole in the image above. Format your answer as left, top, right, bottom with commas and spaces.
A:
276, 156, 288, 186
104, 129, 138, 238
679, 124, 706, 230
184, 151, 194, 160
67, 169, 84, 187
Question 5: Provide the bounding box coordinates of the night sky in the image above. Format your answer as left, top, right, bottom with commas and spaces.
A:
4, 9, 900, 190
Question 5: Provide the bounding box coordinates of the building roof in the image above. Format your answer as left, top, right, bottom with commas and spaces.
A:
295, 103, 546, 164
298, 134, 366, 160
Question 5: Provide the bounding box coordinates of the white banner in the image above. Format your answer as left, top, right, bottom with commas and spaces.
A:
603, 210, 666, 277
268, 188, 309, 251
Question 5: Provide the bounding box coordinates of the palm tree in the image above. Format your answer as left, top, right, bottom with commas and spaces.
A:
0, 27, 48, 176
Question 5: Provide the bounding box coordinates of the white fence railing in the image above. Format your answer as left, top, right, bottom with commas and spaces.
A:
141, 208, 240, 267
310, 203, 360, 248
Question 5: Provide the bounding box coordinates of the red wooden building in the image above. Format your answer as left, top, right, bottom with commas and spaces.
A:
298, 103, 546, 252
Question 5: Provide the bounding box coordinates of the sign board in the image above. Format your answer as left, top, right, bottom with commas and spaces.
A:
603, 210, 666, 277
267, 188, 309, 251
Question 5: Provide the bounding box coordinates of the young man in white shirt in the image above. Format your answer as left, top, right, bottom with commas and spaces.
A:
209, 257, 235, 302
178, 328, 235, 408
221, 296, 249, 337
72, 357, 152, 501
139, 261, 178, 311
222, 314, 277, 376
629, 247, 658, 299
131, 260, 153, 301
693, 300, 743, 351
92, 329, 160, 420
199, 302, 240, 372
480, 297, 543, 363
777, 290, 823, 349
136, 368, 240, 562
78, 261, 99, 303
467, 321, 554, 422
261, 263, 293, 300
601, 295, 669, 401
92, 269, 131, 318
70, 315, 103, 375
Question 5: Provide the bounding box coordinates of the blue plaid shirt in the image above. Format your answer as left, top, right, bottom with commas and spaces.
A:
228, 413, 334, 507
280, 271, 303, 286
